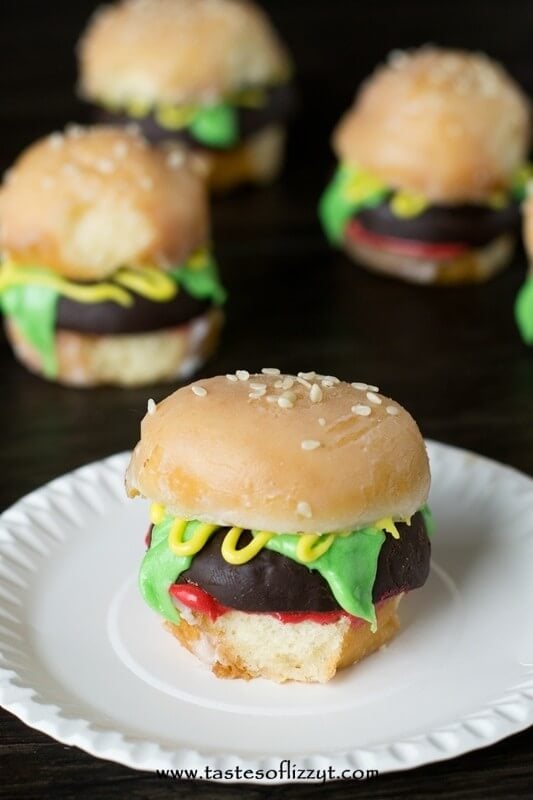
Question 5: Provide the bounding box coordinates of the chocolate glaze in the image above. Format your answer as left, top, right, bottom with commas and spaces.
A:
175, 512, 430, 613
56, 290, 210, 334
357, 198, 519, 247
95, 83, 296, 150
372, 513, 431, 601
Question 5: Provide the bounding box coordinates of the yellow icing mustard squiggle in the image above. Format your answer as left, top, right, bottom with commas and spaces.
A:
375, 518, 401, 540
151, 505, 408, 565
114, 265, 178, 302
390, 190, 429, 219
150, 503, 166, 525
0, 260, 133, 306
0, 261, 180, 306
221, 528, 274, 565
296, 533, 336, 563
168, 520, 218, 557
155, 104, 196, 130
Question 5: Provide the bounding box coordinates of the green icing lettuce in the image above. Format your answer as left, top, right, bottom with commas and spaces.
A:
511, 164, 533, 202
420, 504, 436, 537
319, 164, 389, 245
170, 251, 227, 305
265, 528, 386, 627
139, 518, 199, 624
0, 283, 58, 377
515, 277, 533, 345
189, 103, 238, 148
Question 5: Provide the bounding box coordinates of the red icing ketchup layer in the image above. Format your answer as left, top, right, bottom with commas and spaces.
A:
346, 218, 469, 260
169, 583, 369, 626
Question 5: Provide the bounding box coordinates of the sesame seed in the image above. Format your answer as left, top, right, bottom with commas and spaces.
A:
96, 158, 114, 174
62, 163, 78, 177
66, 124, 84, 139
301, 439, 321, 451
386, 405, 399, 416
388, 48, 409, 68
281, 376, 294, 390
139, 176, 154, 191
321, 379, 335, 388
318, 417, 326, 426
367, 391, 382, 405
113, 141, 129, 159
298, 371, 316, 381
310, 384, 323, 403
274, 380, 283, 388
167, 149, 185, 169
367, 384, 380, 393
352, 404, 371, 416
250, 383, 266, 391
296, 377, 312, 389
323, 375, 340, 384
278, 397, 294, 409
147, 398, 156, 415
236, 370, 249, 381
261, 367, 280, 375
297, 501, 313, 518
226, 374, 238, 382
281, 390, 297, 402
48, 133, 64, 150
192, 385, 207, 397
351, 382, 368, 391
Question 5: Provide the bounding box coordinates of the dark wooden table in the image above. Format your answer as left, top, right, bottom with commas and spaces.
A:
1, 1, 533, 798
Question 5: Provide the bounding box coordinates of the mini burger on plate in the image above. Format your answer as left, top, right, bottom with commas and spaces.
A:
0, 126, 226, 387
77, 0, 294, 192
515, 193, 533, 345
126, 370, 434, 683
320, 47, 531, 285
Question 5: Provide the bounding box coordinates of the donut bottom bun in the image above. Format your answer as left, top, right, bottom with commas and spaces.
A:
204, 125, 285, 192
345, 232, 514, 285
5, 308, 222, 388
166, 595, 402, 683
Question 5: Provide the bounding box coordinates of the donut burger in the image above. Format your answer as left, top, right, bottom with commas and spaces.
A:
320, 47, 531, 285
78, 0, 294, 192
126, 370, 434, 683
0, 126, 225, 387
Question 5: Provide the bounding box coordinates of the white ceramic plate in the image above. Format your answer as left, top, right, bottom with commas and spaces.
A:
0, 441, 532, 783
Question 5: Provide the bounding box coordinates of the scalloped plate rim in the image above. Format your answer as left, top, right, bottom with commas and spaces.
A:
0, 440, 532, 783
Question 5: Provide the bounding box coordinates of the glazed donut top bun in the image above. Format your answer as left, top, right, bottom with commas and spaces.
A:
0, 126, 209, 281
126, 371, 430, 534
78, 0, 291, 106
334, 46, 530, 204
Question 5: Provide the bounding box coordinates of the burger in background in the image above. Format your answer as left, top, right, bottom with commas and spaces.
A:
0, 126, 226, 387
77, 0, 295, 192
320, 46, 531, 285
